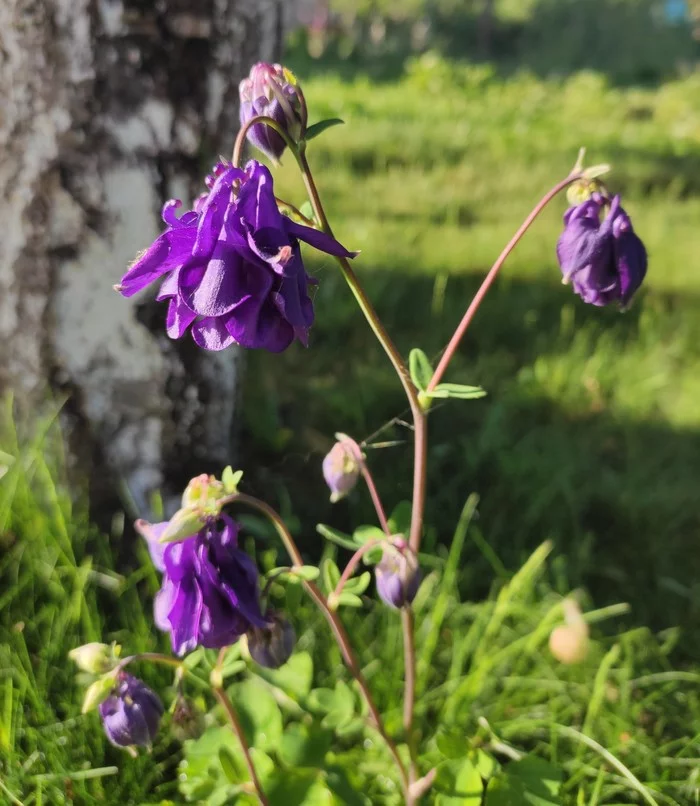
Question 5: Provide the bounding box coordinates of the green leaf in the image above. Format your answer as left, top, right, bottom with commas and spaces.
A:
183, 647, 205, 669
507, 756, 563, 806
409, 348, 434, 391
304, 118, 345, 142
343, 571, 371, 596
352, 525, 385, 545
317, 523, 357, 551
388, 501, 412, 535
291, 565, 321, 582
278, 723, 332, 768
218, 746, 243, 784
255, 651, 313, 700
436, 729, 467, 759
320, 558, 341, 595
337, 592, 364, 608
307, 688, 337, 713
430, 383, 487, 400
230, 679, 283, 751
435, 759, 483, 805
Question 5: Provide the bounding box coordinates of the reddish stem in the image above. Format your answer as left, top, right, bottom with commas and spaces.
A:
332, 539, 383, 602
427, 173, 582, 392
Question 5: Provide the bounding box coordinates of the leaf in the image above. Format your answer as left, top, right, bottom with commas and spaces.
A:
299, 201, 315, 221
230, 679, 283, 751
435, 759, 483, 805
409, 348, 434, 391
486, 756, 563, 806
320, 558, 341, 595
305, 118, 345, 142
291, 565, 321, 582
307, 688, 337, 713
436, 729, 467, 759
218, 746, 243, 784
352, 524, 385, 545
429, 383, 487, 400
317, 523, 357, 551
337, 592, 364, 608
278, 723, 332, 768
256, 651, 314, 700
343, 571, 371, 596
388, 501, 412, 535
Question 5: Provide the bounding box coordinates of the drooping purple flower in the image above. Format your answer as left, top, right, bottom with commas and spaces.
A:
138, 515, 267, 656
99, 673, 163, 749
375, 539, 421, 610
322, 438, 360, 503
247, 611, 296, 669
556, 194, 647, 307
117, 160, 354, 352
239, 63, 306, 162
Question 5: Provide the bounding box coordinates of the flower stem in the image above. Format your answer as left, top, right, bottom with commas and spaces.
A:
339, 435, 391, 535
427, 173, 582, 392
401, 607, 418, 788
212, 685, 268, 805
232, 115, 296, 168
222, 493, 410, 797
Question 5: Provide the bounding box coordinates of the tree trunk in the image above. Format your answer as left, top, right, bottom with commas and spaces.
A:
0, 0, 285, 508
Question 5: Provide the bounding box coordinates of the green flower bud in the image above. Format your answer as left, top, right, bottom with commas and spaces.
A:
82, 672, 118, 714
69, 642, 119, 675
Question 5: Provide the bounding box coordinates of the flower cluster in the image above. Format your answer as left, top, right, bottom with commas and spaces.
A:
118, 160, 354, 352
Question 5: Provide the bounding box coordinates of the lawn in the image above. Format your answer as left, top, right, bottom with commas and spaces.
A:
2, 54, 700, 804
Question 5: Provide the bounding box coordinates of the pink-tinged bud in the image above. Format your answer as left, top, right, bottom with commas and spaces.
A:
549, 599, 590, 665
322, 437, 360, 503
239, 63, 306, 162
247, 611, 296, 669
375, 539, 421, 610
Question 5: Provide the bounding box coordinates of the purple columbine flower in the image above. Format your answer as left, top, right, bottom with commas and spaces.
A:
557, 194, 647, 307
117, 160, 354, 352
138, 515, 267, 656
375, 539, 421, 610
239, 63, 306, 162
99, 673, 163, 749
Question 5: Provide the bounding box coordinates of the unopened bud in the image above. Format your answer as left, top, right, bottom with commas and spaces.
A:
549, 599, 590, 665
375, 539, 421, 610
82, 672, 118, 714
323, 436, 360, 503
239, 63, 306, 162
247, 612, 296, 669
69, 642, 119, 675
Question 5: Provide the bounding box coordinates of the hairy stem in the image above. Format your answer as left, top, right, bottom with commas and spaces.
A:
212, 686, 268, 805
428, 173, 583, 392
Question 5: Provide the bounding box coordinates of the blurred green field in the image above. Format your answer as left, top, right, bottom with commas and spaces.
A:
243, 57, 700, 645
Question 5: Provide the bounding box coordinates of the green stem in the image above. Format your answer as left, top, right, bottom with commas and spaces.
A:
221, 492, 410, 797
232, 115, 296, 168
117, 652, 209, 690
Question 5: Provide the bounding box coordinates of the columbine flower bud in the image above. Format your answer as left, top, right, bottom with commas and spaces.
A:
375, 539, 421, 610
557, 194, 647, 308
549, 599, 590, 665
99, 673, 163, 749
69, 642, 118, 675
239, 63, 306, 162
171, 696, 206, 742
322, 437, 360, 503
247, 612, 296, 669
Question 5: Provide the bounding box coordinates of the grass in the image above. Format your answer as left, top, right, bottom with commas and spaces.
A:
2, 56, 700, 805
241, 57, 700, 648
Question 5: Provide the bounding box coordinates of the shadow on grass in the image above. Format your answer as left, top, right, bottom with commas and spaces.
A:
240, 267, 700, 654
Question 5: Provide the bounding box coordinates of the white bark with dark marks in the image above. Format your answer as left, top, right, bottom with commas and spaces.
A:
0, 0, 285, 508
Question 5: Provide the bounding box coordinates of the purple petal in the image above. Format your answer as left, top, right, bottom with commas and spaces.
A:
191, 316, 239, 351
169, 579, 203, 656
192, 166, 242, 259
285, 220, 357, 258
166, 297, 197, 339
238, 161, 283, 231
119, 229, 195, 297
134, 519, 170, 572
183, 242, 247, 317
